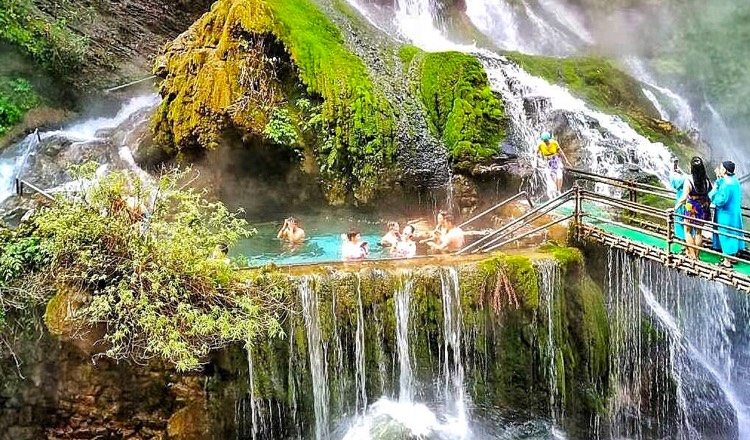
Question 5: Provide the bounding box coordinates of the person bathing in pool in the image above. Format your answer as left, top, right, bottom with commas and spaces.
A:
342, 229, 369, 261
380, 221, 401, 247
393, 224, 417, 258
426, 213, 465, 253
277, 217, 306, 243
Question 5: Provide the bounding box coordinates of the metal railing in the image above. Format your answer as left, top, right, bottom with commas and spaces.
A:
457, 177, 750, 282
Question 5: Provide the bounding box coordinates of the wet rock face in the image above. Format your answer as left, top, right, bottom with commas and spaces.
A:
0, 327, 207, 440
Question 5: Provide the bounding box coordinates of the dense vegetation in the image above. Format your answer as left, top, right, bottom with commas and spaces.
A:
0, 166, 288, 371
0, 78, 40, 135
0, 0, 88, 75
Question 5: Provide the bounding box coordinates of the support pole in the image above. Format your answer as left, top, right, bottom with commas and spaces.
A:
574, 184, 582, 240
665, 208, 674, 266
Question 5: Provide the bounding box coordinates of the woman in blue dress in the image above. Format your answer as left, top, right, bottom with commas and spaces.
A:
710, 161, 745, 267
670, 159, 686, 241
674, 157, 712, 260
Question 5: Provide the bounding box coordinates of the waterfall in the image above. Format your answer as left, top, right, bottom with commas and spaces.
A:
535, 259, 563, 423
606, 249, 749, 438
331, 284, 346, 415
0, 133, 36, 203
299, 276, 330, 440
0, 94, 160, 208
395, 278, 415, 403
247, 347, 260, 440
355, 275, 368, 413
439, 267, 468, 436
371, 0, 676, 199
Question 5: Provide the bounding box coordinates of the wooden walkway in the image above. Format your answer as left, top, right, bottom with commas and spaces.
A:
461, 170, 750, 293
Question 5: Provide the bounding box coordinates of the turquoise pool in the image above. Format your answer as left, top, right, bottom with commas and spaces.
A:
231, 217, 388, 266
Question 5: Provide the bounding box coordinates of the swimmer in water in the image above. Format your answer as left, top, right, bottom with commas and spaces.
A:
342, 229, 369, 261
277, 217, 306, 243
380, 221, 401, 247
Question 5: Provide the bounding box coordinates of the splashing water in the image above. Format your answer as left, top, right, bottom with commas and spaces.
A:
607, 249, 750, 438
42, 94, 160, 142
299, 276, 331, 440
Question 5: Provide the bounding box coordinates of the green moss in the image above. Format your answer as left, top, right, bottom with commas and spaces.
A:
154, 0, 396, 203
398, 45, 421, 66
506, 52, 694, 152
417, 51, 506, 171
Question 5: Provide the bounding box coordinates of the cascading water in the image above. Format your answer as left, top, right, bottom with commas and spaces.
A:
0, 94, 159, 208
299, 276, 331, 440
439, 267, 468, 436
355, 275, 368, 413
535, 259, 563, 423
395, 277, 415, 403
351, 0, 676, 200
247, 347, 260, 440
606, 248, 749, 439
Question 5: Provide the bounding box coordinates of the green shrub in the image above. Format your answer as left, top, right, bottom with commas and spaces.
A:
264, 108, 299, 146
1, 165, 287, 371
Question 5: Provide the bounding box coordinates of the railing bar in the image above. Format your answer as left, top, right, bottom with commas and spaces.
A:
456, 189, 574, 255
581, 214, 667, 240
19, 179, 55, 201
483, 214, 574, 253
673, 213, 750, 239
474, 198, 572, 253
461, 190, 574, 255
568, 168, 674, 194
580, 189, 668, 214
580, 191, 668, 219
457, 191, 528, 229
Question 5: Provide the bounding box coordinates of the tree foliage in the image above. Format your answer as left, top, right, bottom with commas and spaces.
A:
1, 166, 289, 371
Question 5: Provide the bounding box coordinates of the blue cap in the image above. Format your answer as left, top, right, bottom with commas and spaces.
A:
541, 132, 552, 141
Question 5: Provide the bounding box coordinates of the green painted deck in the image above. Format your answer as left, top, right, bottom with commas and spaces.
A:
554, 199, 750, 278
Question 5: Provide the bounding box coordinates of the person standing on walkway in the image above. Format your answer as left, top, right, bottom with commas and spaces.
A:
537, 132, 571, 194
710, 161, 745, 267
674, 156, 712, 260
670, 159, 686, 241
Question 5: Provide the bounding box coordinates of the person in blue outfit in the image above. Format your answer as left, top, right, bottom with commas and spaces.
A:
669, 159, 686, 241
710, 161, 745, 267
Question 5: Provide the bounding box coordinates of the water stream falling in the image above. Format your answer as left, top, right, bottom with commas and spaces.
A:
606, 248, 750, 439
0, 94, 159, 208
439, 267, 468, 437
395, 277, 414, 403
299, 276, 331, 440
247, 347, 260, 440
355, 275, 368, 413
350, 0, 676, 200
535, 259, 563, 423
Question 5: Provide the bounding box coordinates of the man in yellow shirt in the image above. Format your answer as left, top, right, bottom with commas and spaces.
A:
537, 132, 571, 194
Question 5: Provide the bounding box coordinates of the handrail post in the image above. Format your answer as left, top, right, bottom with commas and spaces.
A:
574, 184, 582, 240
665, 209, 674, 266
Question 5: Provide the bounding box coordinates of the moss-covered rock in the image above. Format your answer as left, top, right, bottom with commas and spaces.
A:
417, 51, 506, 172
153, 0, 397, 204
506, 52, 699, 155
